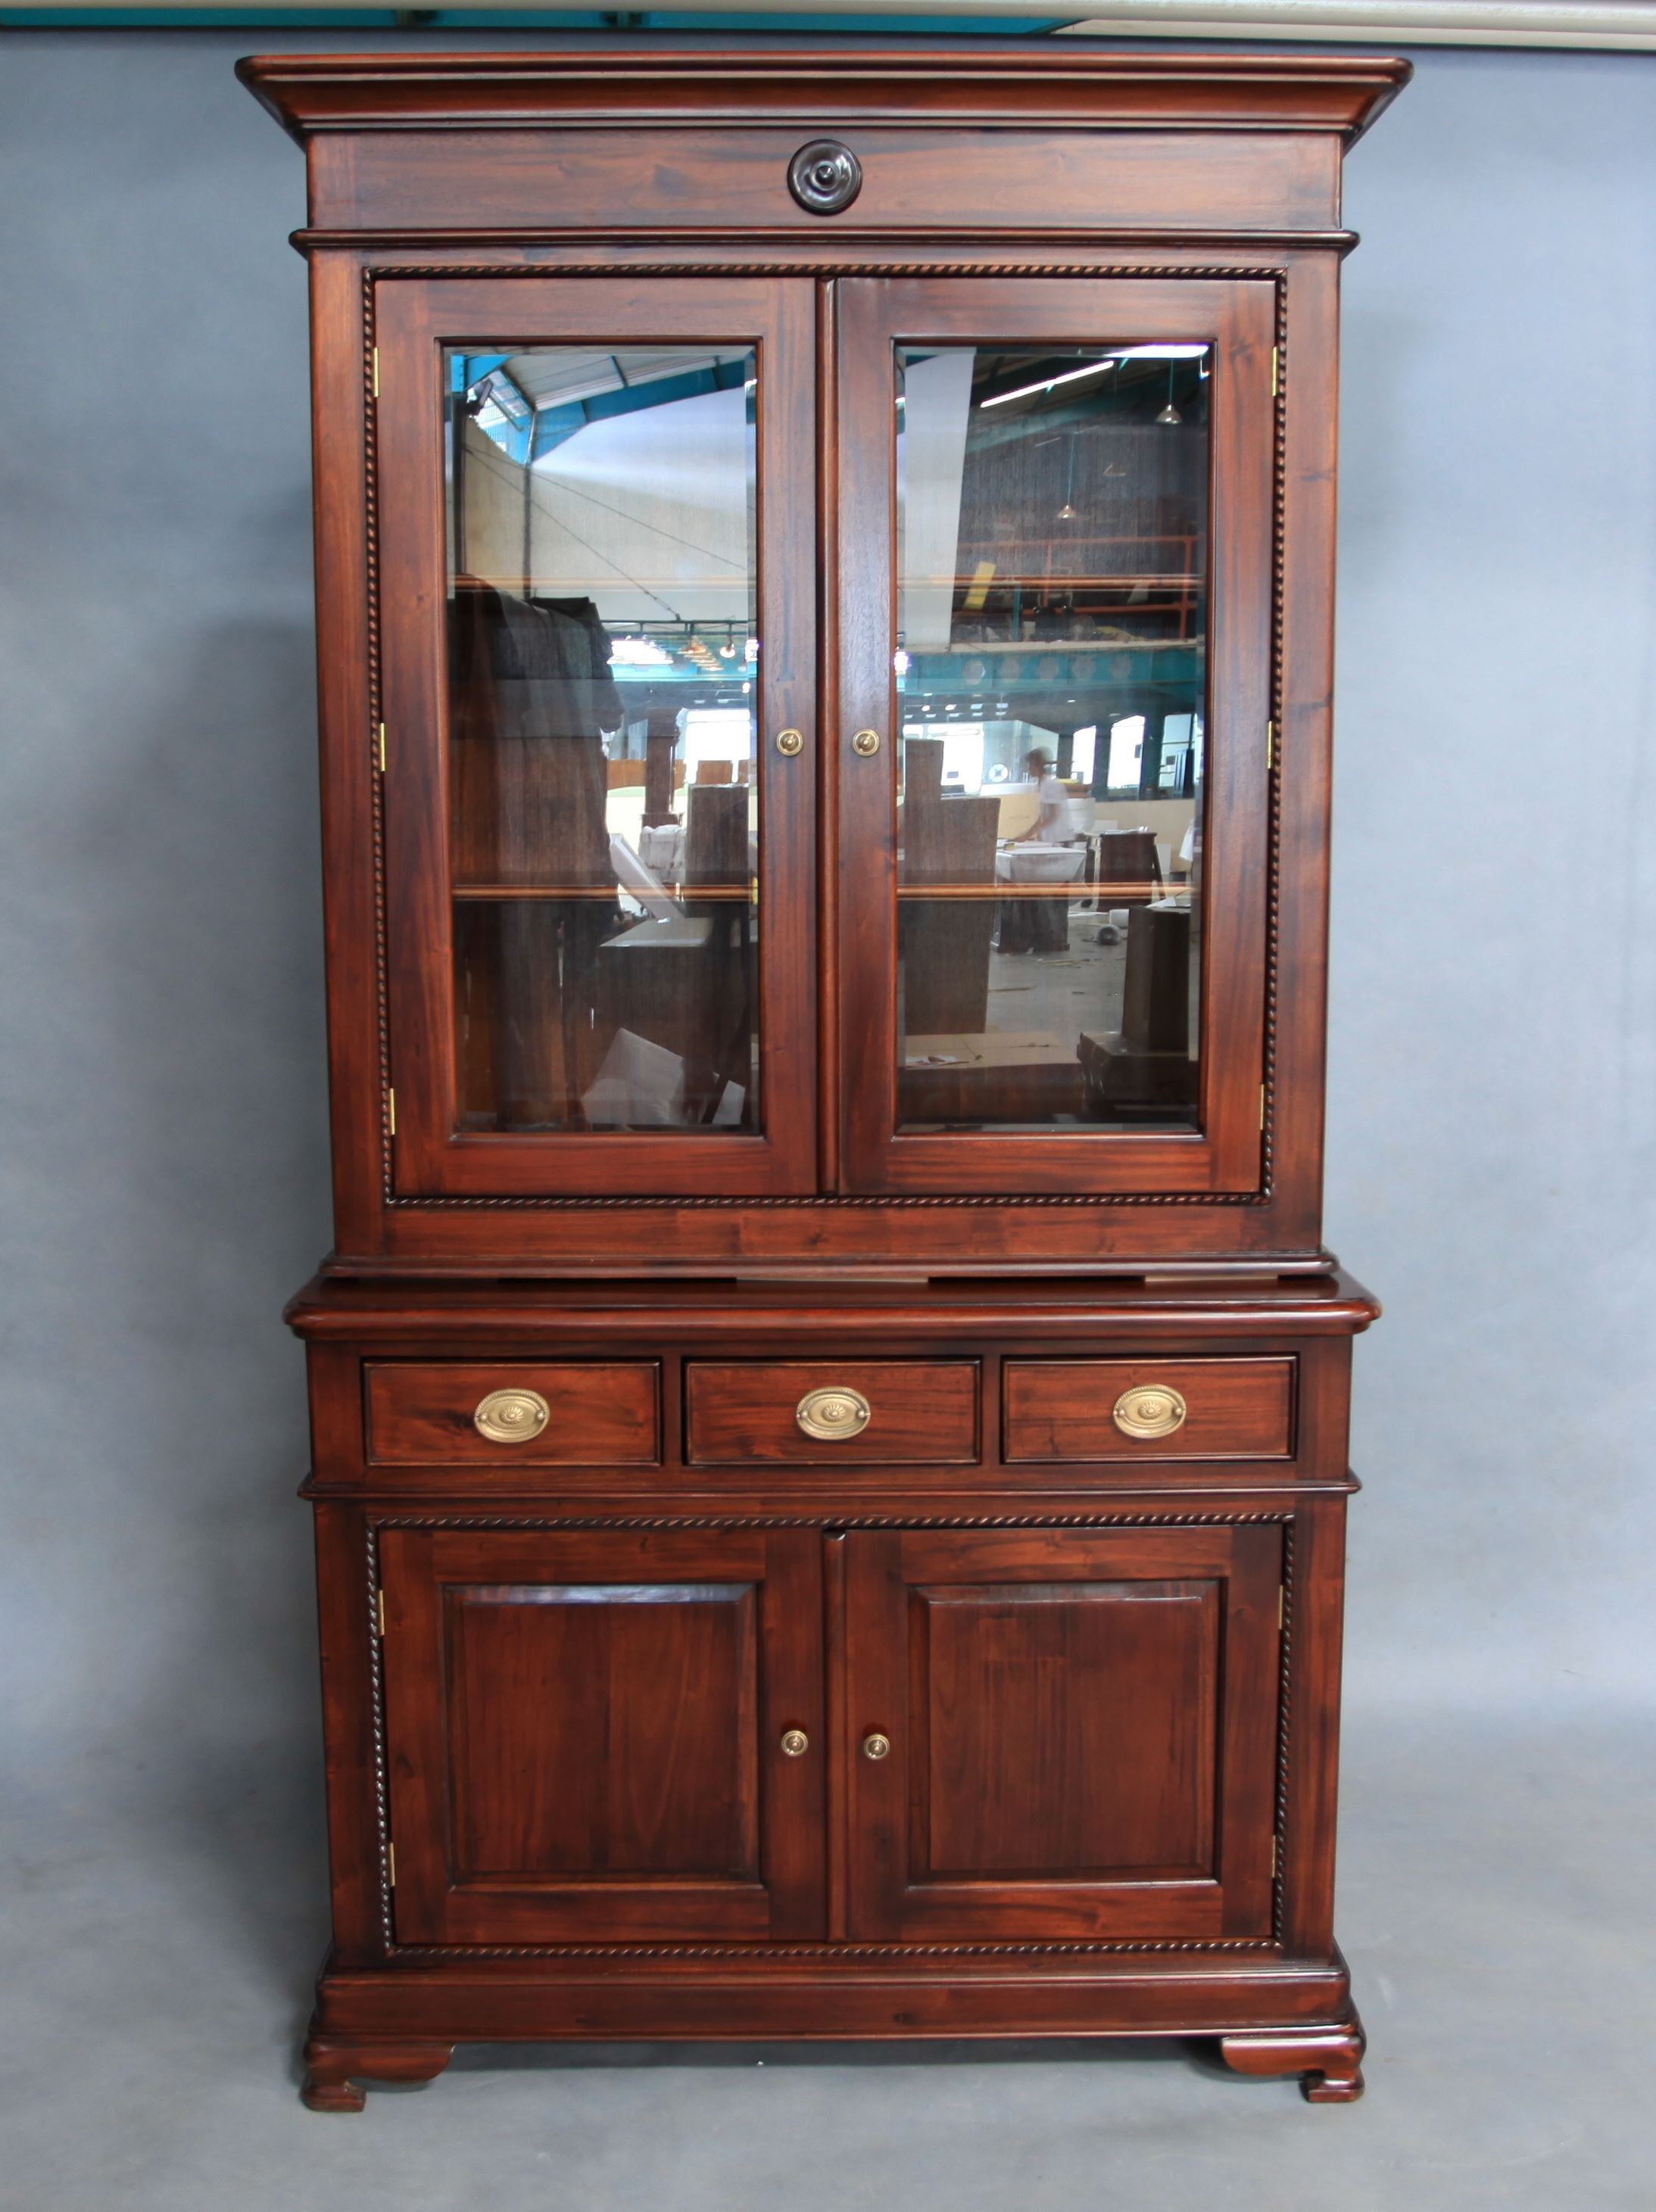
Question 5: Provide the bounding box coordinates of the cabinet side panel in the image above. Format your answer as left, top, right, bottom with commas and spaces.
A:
1268, 253, 1343, 1247
309, 248, 386, 1257
313, 1503, 387, 1964
1280, 1493, 1347, 1955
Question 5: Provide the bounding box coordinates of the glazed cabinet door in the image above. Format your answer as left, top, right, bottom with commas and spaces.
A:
379, 1527, 825, 1943
843, 1525, 1281, 1940
834, 277, 1275, 1195
373, 276, 816, 1197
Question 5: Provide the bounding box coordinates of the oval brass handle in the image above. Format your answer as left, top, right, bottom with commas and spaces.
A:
1111, 1384, 1188, 1441
795, 1385, 872, 1441
775, 728, 804, 756
473, 1388, 551, 1444
851, 728, 881, 757
779, 1728, 809, 1759
862, 1732, 892, 1762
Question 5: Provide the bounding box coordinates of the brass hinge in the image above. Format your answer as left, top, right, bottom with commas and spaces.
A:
1271, 1834, 1280, 1879
377, 723, 387, 774
1265, 719, 1275, 772
1277, 1584, 1286, 1631
376, 1589, 385, 1638
1271, 347, 1279, 398
372, 347, 380, 400
386, 1842, 396, 1888
387, 1089, 397, 1138
1259, 1086, 1267, 1131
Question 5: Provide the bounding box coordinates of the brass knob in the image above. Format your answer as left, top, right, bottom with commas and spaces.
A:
779, 1728, 809, 1758
795, 1385, 872, 1441
775, 728, 804, 756
862, 1732, 891, 1762
473, 1388, 551, 1444
1111, 1384, 1188, 1441
851, 729, 881, 757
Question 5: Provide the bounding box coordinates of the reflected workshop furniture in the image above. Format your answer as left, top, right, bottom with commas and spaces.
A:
241, 44, 1405, 2114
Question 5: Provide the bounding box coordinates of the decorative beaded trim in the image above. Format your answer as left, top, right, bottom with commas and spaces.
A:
358, 260, 1286, 1210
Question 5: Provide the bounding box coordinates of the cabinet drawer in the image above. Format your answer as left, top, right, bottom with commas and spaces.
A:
685, 1362, 979, 1464
1003, 1359, 1294, 1463
366, 1363, 660, 1466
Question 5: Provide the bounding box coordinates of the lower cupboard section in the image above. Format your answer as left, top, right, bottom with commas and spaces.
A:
374, 1519, 1291, 1949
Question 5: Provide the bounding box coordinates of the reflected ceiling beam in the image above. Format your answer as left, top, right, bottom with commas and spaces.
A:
18, 0, 1656, 39
1056, 1, 1656, 45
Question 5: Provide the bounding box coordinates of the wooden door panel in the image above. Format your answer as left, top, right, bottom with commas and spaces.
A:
381, 1527, 823, 1943
847, 1526, 1280, 1941
446, 1580, 759, 1878
915, 1579, 1218, 1879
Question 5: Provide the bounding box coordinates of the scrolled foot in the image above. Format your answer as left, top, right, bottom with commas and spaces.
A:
300, 2036, 454, 2112
1219, 2019, 1365, 2104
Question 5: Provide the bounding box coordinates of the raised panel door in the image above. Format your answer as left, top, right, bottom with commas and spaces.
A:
843, 1525, 1281, 1940
379, 1526, 825, 1942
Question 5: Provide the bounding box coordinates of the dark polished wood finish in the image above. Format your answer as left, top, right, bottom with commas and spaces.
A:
245, 43, 1399, 2111
1003, 1357, 1295, 1463
366, 1360, 660, 1465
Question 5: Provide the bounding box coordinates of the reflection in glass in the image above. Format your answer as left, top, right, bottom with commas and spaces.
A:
895, 344, 1209, 1133
445, 346, 759, 1133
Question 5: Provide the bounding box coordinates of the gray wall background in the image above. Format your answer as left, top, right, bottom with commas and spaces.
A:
2, 32, 1653, 1828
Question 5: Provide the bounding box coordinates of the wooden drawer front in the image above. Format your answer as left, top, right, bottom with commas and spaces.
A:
685, 1362, 979, 1465
366, 1363, 660, 1466
1003, 1359, 1294, 1463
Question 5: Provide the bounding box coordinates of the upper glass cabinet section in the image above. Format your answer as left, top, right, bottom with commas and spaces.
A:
894, 343, 1209, 1136
445, 344, 759, 1136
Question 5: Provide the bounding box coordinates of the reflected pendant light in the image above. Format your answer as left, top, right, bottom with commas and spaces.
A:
1156, 363, 1182, 427
1057, 431, 1079, 521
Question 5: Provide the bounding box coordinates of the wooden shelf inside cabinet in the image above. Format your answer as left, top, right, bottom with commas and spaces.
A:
246, 39, 1402, 2112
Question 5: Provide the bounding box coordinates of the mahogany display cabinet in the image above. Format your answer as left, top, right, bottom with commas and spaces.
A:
240, 45, 1406, 2111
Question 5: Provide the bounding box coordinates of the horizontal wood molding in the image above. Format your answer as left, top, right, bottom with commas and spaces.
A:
238, 48, 1408, 143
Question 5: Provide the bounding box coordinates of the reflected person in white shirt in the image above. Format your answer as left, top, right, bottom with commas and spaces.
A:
1017, 749, 1071, 844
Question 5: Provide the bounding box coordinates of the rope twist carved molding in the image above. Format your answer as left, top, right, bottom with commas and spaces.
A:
386, 1938, 1278, 1961
1274, 1516, 1296, 1943
372, 1509, 1296, 1531
369, 262, 1290, 283
360, 263, 1286, 1212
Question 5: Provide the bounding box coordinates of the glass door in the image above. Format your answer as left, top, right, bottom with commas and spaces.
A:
375, 278, 816, 1198
834, 278, 1275, 1196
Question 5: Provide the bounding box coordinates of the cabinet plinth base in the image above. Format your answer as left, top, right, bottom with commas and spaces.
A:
303, 1958, 1362, 2108
1219, 2018, 1366, 2101
301, 2034, 454, 2112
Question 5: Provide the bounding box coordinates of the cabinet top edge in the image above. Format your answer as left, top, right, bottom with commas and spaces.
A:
284, 1266, 1381, 1342
236, 47, 1411, 148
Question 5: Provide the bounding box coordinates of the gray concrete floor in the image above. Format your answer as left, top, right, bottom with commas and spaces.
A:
5, 1712, 1651, 2212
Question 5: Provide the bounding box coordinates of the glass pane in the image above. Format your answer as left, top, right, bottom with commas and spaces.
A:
895, 344, 1208, 1134
445, 345, 759, 1132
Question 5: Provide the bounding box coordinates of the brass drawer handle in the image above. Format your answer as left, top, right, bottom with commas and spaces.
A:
1111, 1384, 1188, 1441
862, 1732, 891, 1762
795, 1385, 872, 1441
851, 728, 881, 757
775, 727, 804, 756
473, 1388, 551, 1444
779, 1728, 809, 1758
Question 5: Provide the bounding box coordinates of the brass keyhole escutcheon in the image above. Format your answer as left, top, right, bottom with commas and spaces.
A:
1111, 1384, 1189, 1441
862, 1732, 892, 1762
472, 1388, 551, 1444
775, 728, 804, 756
795, 1385, 872, 1441
779, 1728, 809, 1759
851, 729, 881, 757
